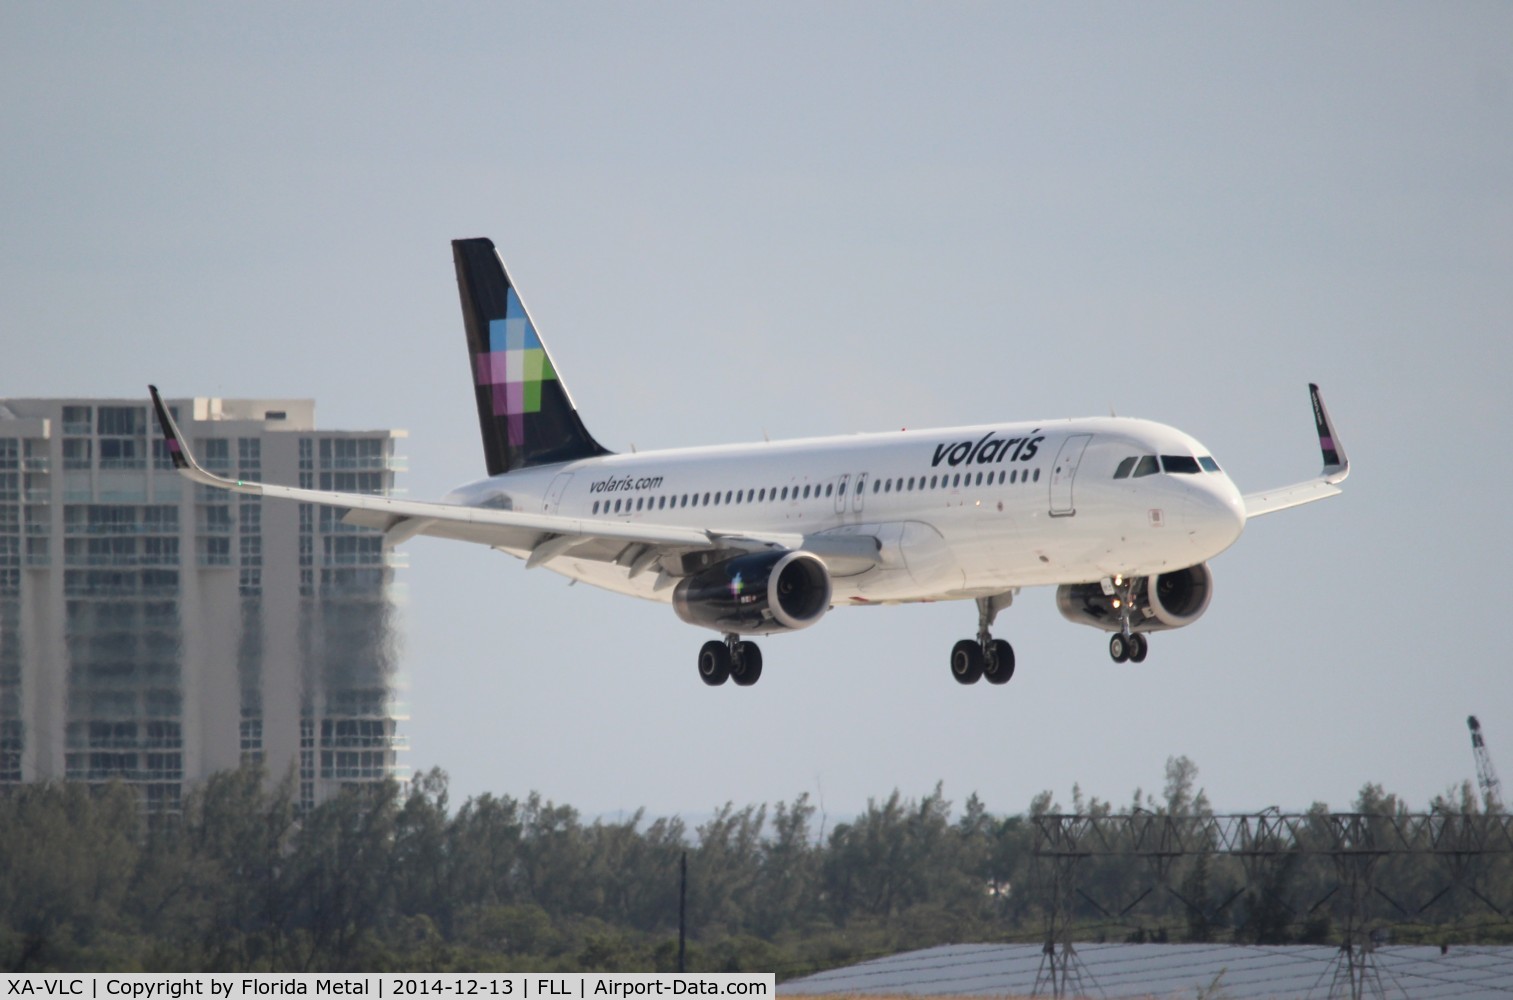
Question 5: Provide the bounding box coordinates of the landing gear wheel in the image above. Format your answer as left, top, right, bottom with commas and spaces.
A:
950, 639, 984, 684
983, 639, 1016, 684
1109, 633, 1131, 664
698, 640, 731, 686
731, 641, 764, 686
1127, 633, 1148, 663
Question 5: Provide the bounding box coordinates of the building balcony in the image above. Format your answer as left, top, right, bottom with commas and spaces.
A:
324, 456, 408, 471
320, 734, 410, 750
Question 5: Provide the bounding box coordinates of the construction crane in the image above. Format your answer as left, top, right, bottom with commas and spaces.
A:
1468, 716, 1503, 812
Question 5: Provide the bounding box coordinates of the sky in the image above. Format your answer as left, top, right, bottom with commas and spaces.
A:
3, 2, 1511, 823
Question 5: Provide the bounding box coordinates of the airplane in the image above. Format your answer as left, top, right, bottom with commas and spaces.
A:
149, 236, 1349, 688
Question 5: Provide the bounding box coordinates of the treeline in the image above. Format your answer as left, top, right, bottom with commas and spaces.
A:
1, 758, 1510, 974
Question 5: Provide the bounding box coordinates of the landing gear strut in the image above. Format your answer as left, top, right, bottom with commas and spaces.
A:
950, 593, 1016, 686
698, 634, 763, 687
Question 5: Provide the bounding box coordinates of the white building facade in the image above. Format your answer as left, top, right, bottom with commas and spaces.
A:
0, 396, 407, 814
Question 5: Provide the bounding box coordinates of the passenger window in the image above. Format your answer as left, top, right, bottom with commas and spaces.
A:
803, 485, 811, 499
1162, 455, 1201, 475
952, 474, 961, 488
781, 487, 790, 500
1033, 468, 1041, 482
1113, 456, 1137, 479
702, 492, 711, 505
592, 501, 599, 515
975, 472, 983, 486
825, 483, 833, 497
1133, 456, 1159, 478
1199, 456, 1221, 472
838, 481, 846, 496
681, 495, 688, 507
725, 490, 733, 504
873, 480, 881, 494
758, 488, 766, 502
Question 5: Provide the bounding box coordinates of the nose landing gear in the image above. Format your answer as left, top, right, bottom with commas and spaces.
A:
1106, 576, 1149, 663
1109, 631, 1148, 663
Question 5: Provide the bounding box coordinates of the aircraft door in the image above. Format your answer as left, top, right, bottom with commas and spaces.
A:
1048, 435, 1092, 517
544, 472, 574, 513
834, 474, 850, 514
852, 472, 868, 514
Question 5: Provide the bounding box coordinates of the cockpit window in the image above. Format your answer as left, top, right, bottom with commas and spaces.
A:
1132, 455, 1160, 478
1113, 456, 1137, 480
1199, 456, 1221, 472
1161, 455, 1202, 475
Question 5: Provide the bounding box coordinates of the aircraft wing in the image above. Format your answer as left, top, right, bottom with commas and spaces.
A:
149, 387, 879, 577
1242, 383, 1350, 519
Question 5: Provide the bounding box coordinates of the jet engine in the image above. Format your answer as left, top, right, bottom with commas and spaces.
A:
673, 550, 832, 635
1055, 562, 1214, 633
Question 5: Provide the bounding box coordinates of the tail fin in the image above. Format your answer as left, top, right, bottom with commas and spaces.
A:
453, 238, 612, 475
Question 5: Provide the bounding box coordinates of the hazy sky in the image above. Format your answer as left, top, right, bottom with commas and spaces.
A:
4, 2, 1511, 822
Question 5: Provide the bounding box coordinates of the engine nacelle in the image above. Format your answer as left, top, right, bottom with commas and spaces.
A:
1056, 562, 1214, 634
672, 550, 833, 635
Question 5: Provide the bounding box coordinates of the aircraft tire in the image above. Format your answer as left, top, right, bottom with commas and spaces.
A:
950, 639, 984, 684
1109, 634, 1130, 663
1128, 633, 1148, 663
984, 639, 1016, 684
699, 640, 731, 686
731, 641, 764, 686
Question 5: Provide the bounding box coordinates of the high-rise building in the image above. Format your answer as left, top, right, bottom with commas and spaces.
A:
0, 396, 407, 815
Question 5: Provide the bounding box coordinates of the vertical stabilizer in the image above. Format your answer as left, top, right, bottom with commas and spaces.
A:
453, 237, 612, 475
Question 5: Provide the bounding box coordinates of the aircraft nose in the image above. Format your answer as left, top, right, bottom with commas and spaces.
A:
1184, 478, 1246, 556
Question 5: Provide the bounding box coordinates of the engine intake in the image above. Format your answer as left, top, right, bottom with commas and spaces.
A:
1056, 562, 1214, 633
673, 550, 832, 635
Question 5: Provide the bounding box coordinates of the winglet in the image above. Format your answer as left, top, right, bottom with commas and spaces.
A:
148, 385, 192, 471
1309, 383, 1349, 483
1242, 383, 1350, 518
148, 386, 261, 494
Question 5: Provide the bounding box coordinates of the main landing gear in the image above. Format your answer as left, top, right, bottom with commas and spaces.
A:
950, 594, 1016, 686
698, 634, 764, 687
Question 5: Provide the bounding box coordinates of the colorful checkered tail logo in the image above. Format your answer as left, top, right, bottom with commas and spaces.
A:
453, 238, 612, 476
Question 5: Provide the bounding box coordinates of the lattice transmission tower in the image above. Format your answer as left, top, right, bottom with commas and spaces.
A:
1469, 715, 1504, 812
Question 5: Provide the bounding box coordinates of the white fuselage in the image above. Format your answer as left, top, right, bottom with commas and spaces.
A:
443, 416, 1249, 608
